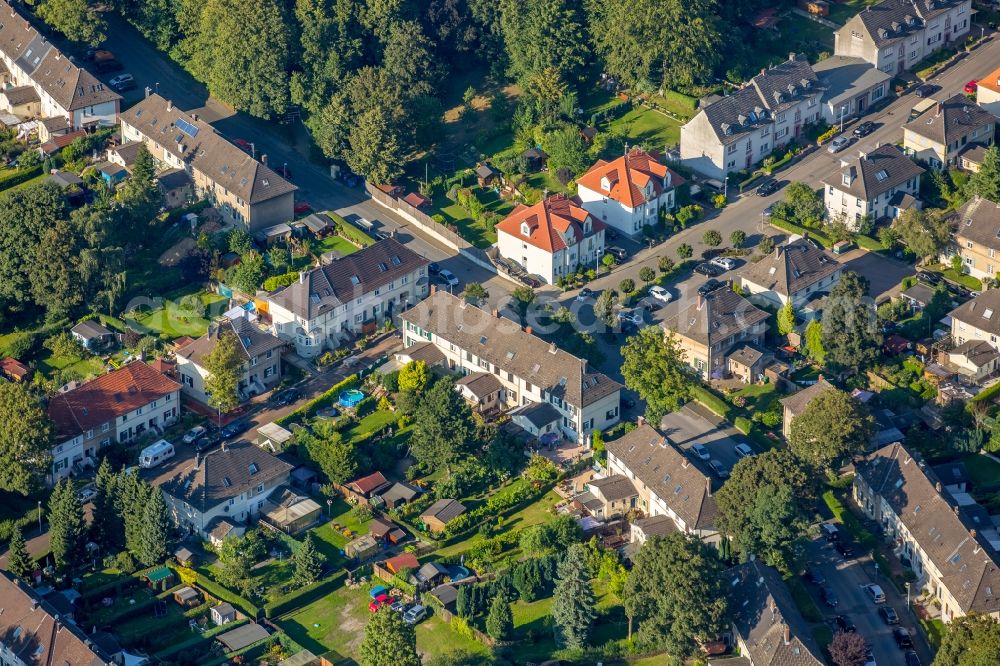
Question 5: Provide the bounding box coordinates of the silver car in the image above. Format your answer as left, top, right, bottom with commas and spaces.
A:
828, 136, 850, 153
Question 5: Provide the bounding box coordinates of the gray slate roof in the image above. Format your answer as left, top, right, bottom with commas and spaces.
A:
71, 319, 112, 339
903, 94, 997, 147
825, 143, 925, 200
856, 442, 1000, 614
949, 288, 1000, 336
780, 378, 836, 416
952, 196, 1000, 252
177, 316, 284, 369
512, 400, 563, 429
402, 290, 622, 409
951, 340, 999, 368
663, 287, 769, 347
728, 560, 825, 666
589, 474, 638, 502
900, 282, 936, 306
455, 371, 504, 399
605, 423, 719, 531
739, 238, 841, 298
421, 498, 466, 524
270, 237, 427, 320
812, 56, 892, 108
120, 94, 296, 205
632, 514, 677, 538
728, 344, 766, 369
843, 0, 963, 48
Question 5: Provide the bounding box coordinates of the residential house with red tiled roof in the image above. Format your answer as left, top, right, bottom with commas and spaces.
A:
495, 194, 605, 284
576, 148, 682, 239
46, 361, 182, 483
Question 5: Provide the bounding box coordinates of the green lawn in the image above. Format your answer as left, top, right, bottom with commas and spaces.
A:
311, 499, 373, 566
964, 454, 1000, 488
436, 487, 562, 558
924, 264, 983, 291
733, 382, 781, 413
325, 212, 376, 248
342, 410, 399, 445
828, 0, 879, 25
125, 286, 228, 338
313, 234, 359, 258
606, 105, 682, 154
431, 188, 513, 249
920, 617, 945, 649
36, 350, 105, 380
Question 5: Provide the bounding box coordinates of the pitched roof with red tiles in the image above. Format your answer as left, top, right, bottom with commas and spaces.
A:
1, 356, 30, 379
47, 361, 182, 440
384, 552, 419, 573
402, 191, 431, 208
576, 148, 683, 208
495, 193, 604, 253
347, 471, 390, 495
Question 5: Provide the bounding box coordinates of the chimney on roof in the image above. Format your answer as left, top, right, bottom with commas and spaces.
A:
548, 342, 557, 354
936, 102, 943, 116
706, 476, 713, 497
192, 113, 198, 122
167, 99, 173, 112
788, 52, 796, 61
760, 68, 767, 77
144, 86, 151, 99
299, 271, 306, 285
492, 308, 499, 318
525, 326, 533, 336
971, 528, 977, 539
637, 415, 646, 427
31, 599, 38, 611
261, 154, 268, 166
194, 452, 201, 469
783, 623, 791, 645
936, 481, 942, 492
221, 440, 228, 453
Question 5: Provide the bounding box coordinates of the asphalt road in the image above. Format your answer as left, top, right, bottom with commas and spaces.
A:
805, 531, 933, 666
659, 402, 752, 473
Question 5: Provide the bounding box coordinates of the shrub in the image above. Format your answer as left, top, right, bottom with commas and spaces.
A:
262, 272, 299, 292
817, 127, 838, 144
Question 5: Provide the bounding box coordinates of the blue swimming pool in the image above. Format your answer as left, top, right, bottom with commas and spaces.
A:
338, 389, 365, 408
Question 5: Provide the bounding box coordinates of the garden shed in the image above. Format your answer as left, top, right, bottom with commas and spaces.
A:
174, 546, 196, 566
344, 534, 380, 561
173, 586, 200, 607
211, 602, 237, 626
143, 567, 175, 591
257, 422, 293, 452
216, 623, 270, 651
260, 487, 322, 535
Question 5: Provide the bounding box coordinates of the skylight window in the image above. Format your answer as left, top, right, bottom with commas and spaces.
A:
984, 308, 994, 320
378, 262, 388, 272
223, 477, 232, 488
391, 255, 402, 265
350, 275, 360, 285
876, 169, 889, 181
479, 336, 488, 344
248, 463, 259, 475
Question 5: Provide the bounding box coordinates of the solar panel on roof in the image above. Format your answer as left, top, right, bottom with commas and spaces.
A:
176, 117, 199, 138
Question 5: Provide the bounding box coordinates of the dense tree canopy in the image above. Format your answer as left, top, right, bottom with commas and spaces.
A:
0, 382, 53, 495
204, 330, 244, 416
621, 328, 692, 426
359, 607, 420, 666
892, 207, 951, 262
410, 376, 475, 474
821, 272, 881, 370
934, 614, 1000, 666
788, 387, 876, 469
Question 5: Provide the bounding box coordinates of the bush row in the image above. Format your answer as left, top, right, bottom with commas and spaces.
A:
0, 164, 42, 190
174, 565, 261, 620
276, 374, 359, 425
769, 216, 833, 248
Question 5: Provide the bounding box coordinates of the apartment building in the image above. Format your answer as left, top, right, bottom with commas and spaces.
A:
268, 238, 428, 358
902, 95, 996, 168
821, 144, 925, 226
949, 289, 1000, 354
976, 65, 1000, 116
739, 239, 844, 310
0, 1, 120, 129
681, 54, 822, 179
727, 560, 826, 666
604, 423, 720, 543
575, 148, 682, 238
949, 196, 1000, 281
0, 571, 113, 666
494, 194, 605, 284
46, 361, 181, 483
176, 316, 285, 406
149, 440, 293, 541
662, 287, 769, 380
854, 442, 1000, 622
834, 0, 973, 75
813, 56, 893, 124
119, 93, 296, 231
399, 290, 622, 445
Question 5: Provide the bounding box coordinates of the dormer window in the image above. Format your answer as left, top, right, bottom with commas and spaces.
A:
876, 169, 888, 181
521, 221, 530, 236
721, 122, 732, 136
600, 176, 612, 192
842, 173, 852, 186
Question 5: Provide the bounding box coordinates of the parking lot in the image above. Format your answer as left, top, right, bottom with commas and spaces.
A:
658, 402, 752, 474
804, 529, 932, 666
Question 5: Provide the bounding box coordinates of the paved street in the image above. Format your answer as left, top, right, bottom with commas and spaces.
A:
805, 532, 933, 666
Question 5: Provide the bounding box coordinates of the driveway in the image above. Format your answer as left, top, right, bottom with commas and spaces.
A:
839, 249, 916, 302
658, 402, 751, 474
804, 531, 933, 666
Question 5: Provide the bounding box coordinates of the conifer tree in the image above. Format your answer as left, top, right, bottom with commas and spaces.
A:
136, 487, 171, 566
6, 526, 34, 581
48, 479, 86, 573
551, 543, 596, 649
293, 532, 324, 587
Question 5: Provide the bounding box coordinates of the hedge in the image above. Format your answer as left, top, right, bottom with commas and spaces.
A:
263, 571, 346, 619
972, 380, 1000, 403
769, 217, 833, 248
326, 212, 375, 247
690, 385, 731, 419
0, 165, 43, 191
174, 565, 261, 620
276, 374, 359, 425
855, 234, 883, 252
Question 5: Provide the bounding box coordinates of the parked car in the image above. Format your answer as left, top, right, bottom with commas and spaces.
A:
220, 419, 251, 439
690, 443, 710, 460
734, 443, 754, 459
865, 583, 886, 604
194, 432, 223, 453
806, 568, 826, 585
369, 594, 392, 613
880, 606, 899, 625
828, 136, 851, 153
390, 600, 406, 613
427, 262, 441, 275
835, 616, 856, 633
576, 287, 594, 302
915, 84, 939, 98
904, 650, 921, 666
606, 228, 619, 240
893, 627, 913, 649
182, 426, 207, 444
94, 52, 123, 73
622, 397, 636, 410
710, 257, 736, 271
964, 79, 978, 94
403, 604, 427, 624
763, 203, 775, 217
835, 540, 854, 558
756, 180, 779, 196
916, 270, 942, 286
649, 286, 672, 303
438, 269, 459, 287
853, 121, 875, 137
618, 310, 643, 326
272, 388, 300, 407
708, 460, 729, 479
698, 278, 725, 295
233, 138, 252, 153
109, 73, 135, 92
294, 202, 312, 216
606, 247, 628, 262
819, 522, 839, 541
695, 262, 725, 277
821, 585, 838, 608
77, 486, 97, 503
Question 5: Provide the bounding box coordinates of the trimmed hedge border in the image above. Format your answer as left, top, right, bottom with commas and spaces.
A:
154, 618, 249, 659
276, 374, 359, 425
972, 380, 1000, 403
173, 564, 261, 620
769, 217, 833, 248
0, 165, 43, 191
263, 571, 346, 619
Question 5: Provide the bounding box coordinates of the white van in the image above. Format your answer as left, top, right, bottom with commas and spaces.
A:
139, 439, 175, 469
865, 583, 886, 604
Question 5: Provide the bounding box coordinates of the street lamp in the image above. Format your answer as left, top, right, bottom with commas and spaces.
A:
905, 581, 911, 606
839, 105, 847, 133
326, 498, 332, 518
37, 500, 41, 534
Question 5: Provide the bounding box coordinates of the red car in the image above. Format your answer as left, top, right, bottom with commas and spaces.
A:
368, 594, 391, 613
233, 138, 252, 152
964, 80, 978, 94
293, 202, 311, 216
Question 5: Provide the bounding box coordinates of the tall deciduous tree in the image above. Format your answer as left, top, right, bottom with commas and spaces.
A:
293, 532, 324, 587
6, 526, 34, 581
499, 0, 587, 86
552, 543, 595, 649
892, 207, 951, 262
821, 272, 881, 370
36, 0, 106, 46
788, 387, 875, 469
0, 382, 53, 495
359, 607, 420, 666
934, 613, 1000, 666
624, 532, 728, 657
49, 479, 86, 573
964, 146, 1000, 203
594, 290, 618, 329
300, 426, 357, 485
347, 106, 404, 184
777, 301, 796, 336
204, 330, 244, 417
0, 184, 68, 309
621, 328, 692, 426
829, 630, 869, 666
411, 377, 474, 474
185, 0, 290, 118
